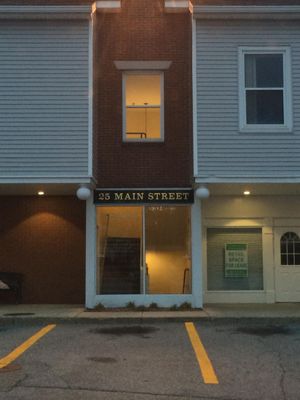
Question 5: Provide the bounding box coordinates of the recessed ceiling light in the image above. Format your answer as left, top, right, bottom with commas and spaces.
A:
38, 191, 45, 196
244, 190, 251, 196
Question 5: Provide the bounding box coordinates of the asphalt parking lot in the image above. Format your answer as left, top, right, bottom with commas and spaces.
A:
0, 320, 300, 400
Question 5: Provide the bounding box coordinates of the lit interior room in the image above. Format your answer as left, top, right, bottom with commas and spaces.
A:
96, 206, 191, 295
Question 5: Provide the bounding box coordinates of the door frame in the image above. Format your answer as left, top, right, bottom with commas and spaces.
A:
274, 224, 300, 302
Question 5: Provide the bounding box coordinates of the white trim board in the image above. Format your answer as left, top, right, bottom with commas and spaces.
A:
192, 17, 198, 177
195, 178, 300, 183
0, 177, 95, 184
164, 0, 190, 12
85, 197, 97, 309
192, 5, 300, 20
191, 198, 203, 308
115, 61, 172, 70
165, 1, 189, 8
96, 1, 121, 8
203, 218, 264, 228
274, 218, 300, 227
88, 13, 94, 178
204, 291, 268, 303
0, 5, 92, 19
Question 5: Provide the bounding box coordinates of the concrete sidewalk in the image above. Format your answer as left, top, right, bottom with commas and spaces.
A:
1, 303, 300, 323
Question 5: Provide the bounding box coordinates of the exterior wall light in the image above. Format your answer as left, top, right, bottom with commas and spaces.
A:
37, 191, 45, 196
76, 186, 92, 200
244, 191, 251, 196
195, 186, 210, 199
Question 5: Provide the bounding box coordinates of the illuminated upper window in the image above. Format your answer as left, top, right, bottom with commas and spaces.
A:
123, 72, 163, 141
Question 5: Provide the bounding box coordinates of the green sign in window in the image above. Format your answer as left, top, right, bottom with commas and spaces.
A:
225, 243, 248, 278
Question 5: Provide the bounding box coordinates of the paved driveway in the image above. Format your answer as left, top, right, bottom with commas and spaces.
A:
0, 320, 299, 399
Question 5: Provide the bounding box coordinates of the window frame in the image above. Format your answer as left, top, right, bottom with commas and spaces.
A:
238, 46, 292, 133
96, 204, 192, 295
280, 231, 300, 267
122, 70, 165, 142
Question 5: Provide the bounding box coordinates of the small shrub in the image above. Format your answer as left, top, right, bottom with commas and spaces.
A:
178, 302, 192, 311
93, 303, 105, 311
126, 301, 136, 309
170, 304, 178, 311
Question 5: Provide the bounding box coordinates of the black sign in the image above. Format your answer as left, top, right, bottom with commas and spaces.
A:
94, 189, 194, 205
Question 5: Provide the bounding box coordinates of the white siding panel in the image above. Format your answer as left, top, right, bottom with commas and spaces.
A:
196, 20, 300, 179
0, 20, 89, 177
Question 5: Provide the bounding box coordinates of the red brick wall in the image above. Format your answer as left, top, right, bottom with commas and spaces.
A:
0, 197, 85, 304
94, 0, 192, 188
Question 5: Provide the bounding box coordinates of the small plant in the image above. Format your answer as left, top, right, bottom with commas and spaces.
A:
149, 302, 159, 310
178, 302, 192, 311
126, 301, 136, 309
93, 303, 105, 311
170, 304, 178, 311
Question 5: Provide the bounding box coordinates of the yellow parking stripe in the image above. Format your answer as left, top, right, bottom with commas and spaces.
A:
185, 322, 219, 384
0, 324, 56, 369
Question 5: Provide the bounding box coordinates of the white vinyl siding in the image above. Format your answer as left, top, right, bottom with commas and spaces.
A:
0, 20, 89, 178
195, 20, 300, 180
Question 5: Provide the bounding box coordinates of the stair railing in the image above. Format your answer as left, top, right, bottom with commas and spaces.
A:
182, 268, 190, 294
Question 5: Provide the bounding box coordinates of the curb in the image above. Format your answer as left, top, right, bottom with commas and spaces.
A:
1, 316, 300, 326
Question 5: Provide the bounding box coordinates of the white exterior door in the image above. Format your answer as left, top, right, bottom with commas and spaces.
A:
275, 228, 300, 302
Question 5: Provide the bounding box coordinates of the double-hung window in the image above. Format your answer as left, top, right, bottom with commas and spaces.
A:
123, 72, 164, 141
239, 47, 292, 132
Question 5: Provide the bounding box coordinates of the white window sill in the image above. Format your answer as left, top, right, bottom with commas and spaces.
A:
239, 124, 293, 134
123, 139, 165, 143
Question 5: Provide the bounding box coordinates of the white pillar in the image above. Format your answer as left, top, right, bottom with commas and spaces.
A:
85, 196, 97, 309
262, 221, 275, 303
191, 197, 203, 308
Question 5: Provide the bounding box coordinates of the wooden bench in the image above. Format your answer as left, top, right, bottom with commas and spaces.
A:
0, 272, 23, 304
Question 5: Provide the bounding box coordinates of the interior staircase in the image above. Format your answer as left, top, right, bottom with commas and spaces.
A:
101, 237, 141, 294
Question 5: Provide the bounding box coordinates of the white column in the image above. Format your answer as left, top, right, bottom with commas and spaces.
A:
85, 196, 97, 309
262, 220, 275, 303
191, 197, 203, 308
